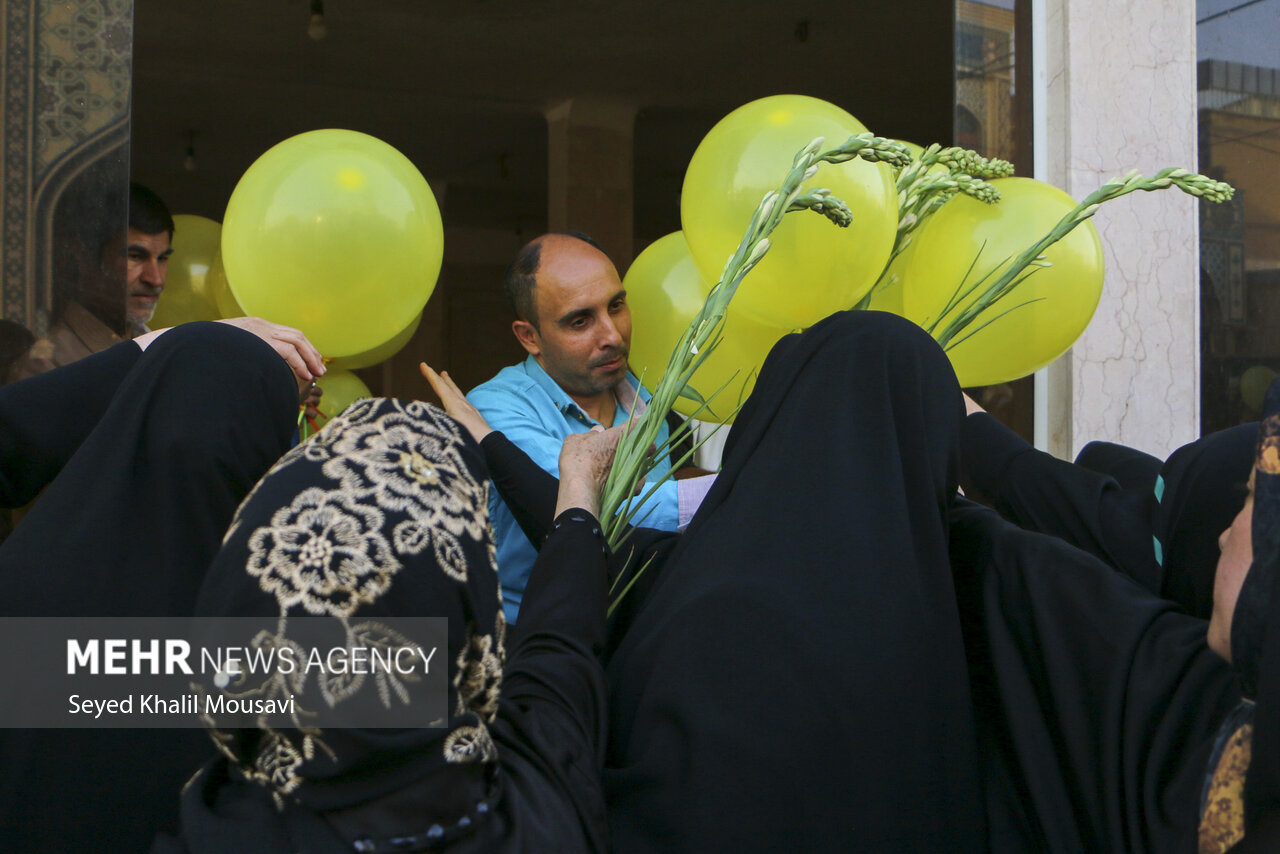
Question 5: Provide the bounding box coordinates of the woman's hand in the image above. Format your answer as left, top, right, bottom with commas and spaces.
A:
419, 362, 492, 443
555, 425, 624, 519
135, 318, 324, 394
216, 317, 326, 389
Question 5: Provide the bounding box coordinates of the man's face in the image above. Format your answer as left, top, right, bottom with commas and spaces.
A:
516, 240, 631, 400
124, 227, 172, 326
1208, 472, 1255, 662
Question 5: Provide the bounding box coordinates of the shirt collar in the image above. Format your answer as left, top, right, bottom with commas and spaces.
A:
63, 301, 124, 350
522, 354, 650, 426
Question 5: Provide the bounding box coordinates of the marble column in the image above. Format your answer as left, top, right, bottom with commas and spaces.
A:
1041, 0, 1199, 458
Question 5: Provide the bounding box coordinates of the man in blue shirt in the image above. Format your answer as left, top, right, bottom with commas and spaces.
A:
468, 232, 715, 624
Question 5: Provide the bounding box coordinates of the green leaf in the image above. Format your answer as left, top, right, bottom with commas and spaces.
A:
678, 384, 708, 406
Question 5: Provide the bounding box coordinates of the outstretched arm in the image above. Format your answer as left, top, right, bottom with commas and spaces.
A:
959, 395, 1161, 592
0, 341, 141, 507
423, 362, 559, 547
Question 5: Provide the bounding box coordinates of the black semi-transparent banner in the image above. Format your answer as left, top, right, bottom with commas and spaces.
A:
0, 617, 448, 728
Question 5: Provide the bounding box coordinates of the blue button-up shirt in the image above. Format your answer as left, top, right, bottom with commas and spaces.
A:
469, 355, 679, 625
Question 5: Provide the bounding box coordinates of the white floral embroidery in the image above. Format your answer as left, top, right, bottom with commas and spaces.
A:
246, 487, 400, 616
252, 730, 305, 795
443, 724, 496, 764
454, 621, 505, 723
431, 528, 469, 582
206, 725, 241, 765
298, 396, 384, 461
319, 408, 490, 542
219, 399, 507, 803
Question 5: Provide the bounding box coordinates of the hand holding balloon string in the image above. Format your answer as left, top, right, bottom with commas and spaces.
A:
133, 316, 325, 390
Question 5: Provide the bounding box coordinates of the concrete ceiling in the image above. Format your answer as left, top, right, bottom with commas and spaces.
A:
131, 0, 955, 254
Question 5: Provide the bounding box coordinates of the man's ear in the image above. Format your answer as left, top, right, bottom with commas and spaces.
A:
512, 319, 541, 356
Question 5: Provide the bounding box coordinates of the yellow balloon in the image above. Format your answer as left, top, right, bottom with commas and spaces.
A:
900, 177, 1105, 387
1241, 365, 1277, 413
315, 368, 372, 422
222, 129, 443, 358
207, 249, 245, 319
862, 270, 905, 315
331, 311, 422, 370
681, 95, 897, 330
862, 239, 915, 316
150, 214, 223, 328
625, 232, 792, 424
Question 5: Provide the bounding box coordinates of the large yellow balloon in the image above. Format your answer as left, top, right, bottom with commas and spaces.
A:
625, 232, 792, 424
681, 95, 897, 330
150, 214, 223, 328
207, 249, 245, 319
900, 177, 1104, 387
331, 311, 422, 370
222, 129, 443, 358
862, 241, 914, 316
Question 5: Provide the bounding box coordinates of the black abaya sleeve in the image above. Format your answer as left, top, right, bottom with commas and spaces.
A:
478, 429, 680, 635
480, 431, 559, 550
961, 411, 1163, 593
497, 509, 611, 852
950, 498, 1239, 853
0, 339, 140, 507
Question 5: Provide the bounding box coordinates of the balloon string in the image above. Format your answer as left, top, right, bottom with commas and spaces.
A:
296, 406, 326, 440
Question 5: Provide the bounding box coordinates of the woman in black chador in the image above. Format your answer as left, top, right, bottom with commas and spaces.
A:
950, 376, 1280, 852
432, 309, 990, 853
959, 389, 1258, 620
600, 310, 987, 852
0, 319, 320, 854
426, 308, 1280, 852
158, 397, 620, 853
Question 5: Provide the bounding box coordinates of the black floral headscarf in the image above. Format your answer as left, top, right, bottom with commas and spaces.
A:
194, 398, 506, 811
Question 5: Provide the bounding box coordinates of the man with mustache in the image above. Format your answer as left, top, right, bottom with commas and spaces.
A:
468, 233, 715, 624
10, 183, 173, 381
119, 183, 173, 338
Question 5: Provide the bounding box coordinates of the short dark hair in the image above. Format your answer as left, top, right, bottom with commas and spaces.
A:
129, 182, 174, 238
502, 231, 603, 331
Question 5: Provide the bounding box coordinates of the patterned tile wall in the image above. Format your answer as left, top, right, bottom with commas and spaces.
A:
1, 0, 131, 335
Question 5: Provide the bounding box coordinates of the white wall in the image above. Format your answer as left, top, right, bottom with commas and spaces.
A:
1041, 0, 1200, 459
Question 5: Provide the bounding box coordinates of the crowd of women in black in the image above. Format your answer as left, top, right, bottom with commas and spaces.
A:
1, 309, 1276, 853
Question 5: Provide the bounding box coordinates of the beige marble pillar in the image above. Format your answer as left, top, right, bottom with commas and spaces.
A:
545, 98, 636, 269
1041, 0, 1199, 459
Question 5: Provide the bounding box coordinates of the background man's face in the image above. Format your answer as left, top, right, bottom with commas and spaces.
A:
525, 242, 631, 400
125, 227, 172, 326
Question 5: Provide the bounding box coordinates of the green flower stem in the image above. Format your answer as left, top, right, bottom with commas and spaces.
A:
931, 167, 1234, 350
855, 145, 1011, 310
599, 132, 910, 550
